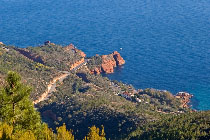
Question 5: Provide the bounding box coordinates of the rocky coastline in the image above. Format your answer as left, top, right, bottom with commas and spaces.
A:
0, 41, 193, 110
64, 43, 194, 110
175, 92, 193, 108
88, 51, 125, 74
64, 43, 125, 73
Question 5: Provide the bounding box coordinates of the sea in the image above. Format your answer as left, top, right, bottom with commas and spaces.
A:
1, 0, 210, 110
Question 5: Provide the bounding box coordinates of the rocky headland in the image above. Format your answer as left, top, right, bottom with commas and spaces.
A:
64, 43, 86, 58
175, 92, 193, 108
63, 43, 125, 73
0, 41, 200, 140
88, 51, 125, 74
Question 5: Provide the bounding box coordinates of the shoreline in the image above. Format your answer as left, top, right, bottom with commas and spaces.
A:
1, 42, 195, 110
175, 92, 194, 109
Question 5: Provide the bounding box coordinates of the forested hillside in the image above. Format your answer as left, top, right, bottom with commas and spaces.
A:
127, 111, 210, 140
0, 43, 210, 140
0, 71, 106, 140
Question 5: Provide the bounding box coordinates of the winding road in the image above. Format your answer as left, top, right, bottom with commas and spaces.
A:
33, 59, 88, 104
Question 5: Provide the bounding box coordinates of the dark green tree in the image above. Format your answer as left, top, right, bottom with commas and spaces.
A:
0, 71, 42, 134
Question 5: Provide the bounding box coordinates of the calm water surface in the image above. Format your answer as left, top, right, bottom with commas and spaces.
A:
1, 0, 210, 110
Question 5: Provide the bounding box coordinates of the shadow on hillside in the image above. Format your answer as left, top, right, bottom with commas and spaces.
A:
39, 102, 138, 140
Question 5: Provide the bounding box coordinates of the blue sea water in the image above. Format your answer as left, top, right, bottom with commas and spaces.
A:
1, 0, 210, 110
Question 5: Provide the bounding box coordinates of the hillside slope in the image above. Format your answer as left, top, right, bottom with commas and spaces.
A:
0, 43, 202, 140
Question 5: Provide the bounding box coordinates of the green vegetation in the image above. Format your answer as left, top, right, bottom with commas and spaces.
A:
84, 125, 106, 140
1, 44, 210, 140
56, 124, 74, 140
0, 72, 106, 140
37, 71, 188, 139
0, 71, 42, 134
127, 111, 210, 140
137, 88, 186, 113
26, 44, 82, 71
0, 44, 58, 100
87, 56, 102, 71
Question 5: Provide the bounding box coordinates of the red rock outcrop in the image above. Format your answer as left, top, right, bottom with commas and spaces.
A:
63, 44, 87, 70
175, 92, 193, 108
113, 51, 125, 65
79, 50, 86, 58
101, 55, 117, 73
70, 58, 85, 70
90, 67, 102, 74
64, 44, 75, 50
89, 51, 125, 74
64, 44, 86, 57
101, 51, 125, 73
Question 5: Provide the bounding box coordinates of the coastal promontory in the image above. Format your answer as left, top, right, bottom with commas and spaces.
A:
87, 51, 125, 74
0, 42, 207, 140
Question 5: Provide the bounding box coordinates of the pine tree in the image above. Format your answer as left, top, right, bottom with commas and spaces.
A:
56, 123, 74, 140
100, 125, 106, 140
86, 126, 100, 140
84, 126, 106, 140
0, 71, 42, 135
0, 123, 13, 140
40, 124, 55, 140
13, 130, 36, 140
0, 122, 38, 140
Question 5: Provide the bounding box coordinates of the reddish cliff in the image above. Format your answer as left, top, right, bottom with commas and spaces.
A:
15, 48, 44, 64
89, 51, 125, 74
64, 44, 86, 57
63, 44, 87, 70
90, 67, 102, 74
113, 51, 125, 65
101, 55, 116, 73
175, 92, 193, 108
70, 58, 85, 70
